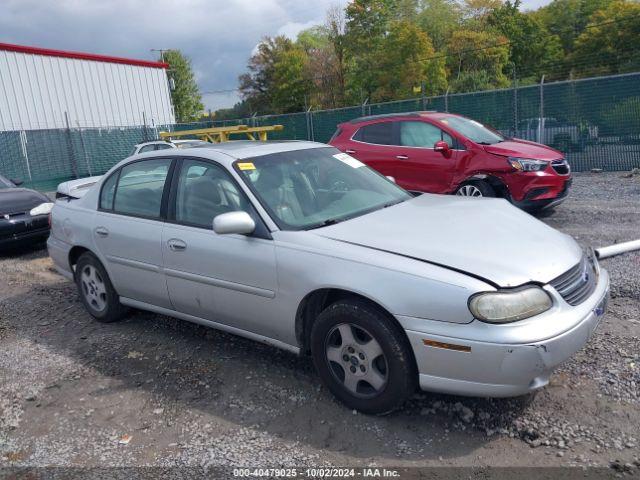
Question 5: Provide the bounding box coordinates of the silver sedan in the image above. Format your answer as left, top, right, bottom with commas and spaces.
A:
48, 141, 609, 414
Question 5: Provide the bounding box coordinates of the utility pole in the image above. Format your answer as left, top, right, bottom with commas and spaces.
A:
150, 48, 170, 62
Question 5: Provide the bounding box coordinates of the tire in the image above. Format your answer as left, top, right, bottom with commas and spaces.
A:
455, 180, 495, 198
75, 252, 128, 323
310, 299, 417, 415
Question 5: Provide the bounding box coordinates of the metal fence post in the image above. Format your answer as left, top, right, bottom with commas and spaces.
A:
421, 81, 426, 111
539, 75, 545, 143
19, 130, 32, 181
64, 111, 79, 179
513, 69, 518, 136
305, 107, 312, 141
444, 88, 450, 113
76, 120, 92, 177
362, 98, 369, 117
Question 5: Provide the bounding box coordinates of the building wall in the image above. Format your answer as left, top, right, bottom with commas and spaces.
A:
0, 48, 174, 131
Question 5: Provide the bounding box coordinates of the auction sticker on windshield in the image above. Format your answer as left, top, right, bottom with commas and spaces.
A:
237, 162, 256, 170
334, 152, 365, 168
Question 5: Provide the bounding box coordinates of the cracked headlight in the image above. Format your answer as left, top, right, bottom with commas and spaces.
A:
30, 202, 54, 216
508, 157, 548, 172
469, 287, 552, 323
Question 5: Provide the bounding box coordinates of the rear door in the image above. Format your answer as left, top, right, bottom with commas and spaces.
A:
345, 121, 398, 178
392, 121, 457, 193
94, 157, 173, 308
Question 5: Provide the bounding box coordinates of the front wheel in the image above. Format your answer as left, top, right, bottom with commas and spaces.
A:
311, 300, 417, 415
75, 252, 128, 323
455, 180, 495, 198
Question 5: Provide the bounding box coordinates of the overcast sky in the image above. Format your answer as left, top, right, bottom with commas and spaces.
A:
0, 0, 552, 111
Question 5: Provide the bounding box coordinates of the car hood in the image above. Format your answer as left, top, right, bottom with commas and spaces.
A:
483, 139, 562, 161
0, 188, 49, 215
312, 194, 582, 287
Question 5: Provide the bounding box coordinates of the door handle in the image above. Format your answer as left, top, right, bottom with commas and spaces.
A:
94, 227, 109, 238
345, 149, 356, 154
396, 155, 409, 160
167, 239, 187, 252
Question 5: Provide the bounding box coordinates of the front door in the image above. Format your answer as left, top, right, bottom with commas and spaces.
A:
161, 158, 279, 337
392, 121, 457, 194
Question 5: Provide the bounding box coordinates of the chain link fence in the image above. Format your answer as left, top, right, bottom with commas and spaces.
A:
1, 71, 639, 191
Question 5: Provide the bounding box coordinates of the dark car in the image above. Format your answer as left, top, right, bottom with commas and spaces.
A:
329, 112, 572, 211
0, 174, 52, 249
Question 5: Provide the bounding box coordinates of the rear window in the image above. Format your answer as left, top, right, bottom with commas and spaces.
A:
353, 122, 393, 145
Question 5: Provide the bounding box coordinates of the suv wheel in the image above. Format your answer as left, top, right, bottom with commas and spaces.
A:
75, 252, 128, 323
311, 299, 416, 415
455, 181, 495, 198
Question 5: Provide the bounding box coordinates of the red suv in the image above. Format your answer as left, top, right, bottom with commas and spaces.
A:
329, 112, 571, 211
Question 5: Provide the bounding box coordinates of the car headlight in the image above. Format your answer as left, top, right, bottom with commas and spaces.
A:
508, 157, 548, 172
469, 287, 552, 323
30, 202, 54, 216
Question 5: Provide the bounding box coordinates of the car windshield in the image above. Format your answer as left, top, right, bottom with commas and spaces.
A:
439, 116, 504, 145
0, 174, 14, 189
235, 147, 411, 231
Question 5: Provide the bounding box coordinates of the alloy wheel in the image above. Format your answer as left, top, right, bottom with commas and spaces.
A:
325, 323, 388, 398
80, 264, 107, 312
456, 184, 484, 197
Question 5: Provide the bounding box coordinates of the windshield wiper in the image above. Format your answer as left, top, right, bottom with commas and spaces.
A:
306, 217, 343, 230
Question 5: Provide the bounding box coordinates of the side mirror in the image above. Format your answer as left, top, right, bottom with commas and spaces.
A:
212, 211, 255, 235
11, 178, 23, 186
434, 141, 452, 158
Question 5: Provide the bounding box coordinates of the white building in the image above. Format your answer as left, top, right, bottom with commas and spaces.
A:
0, 42, 175, 131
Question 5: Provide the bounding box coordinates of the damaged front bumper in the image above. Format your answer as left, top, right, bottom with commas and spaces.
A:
399, 269, 610, 398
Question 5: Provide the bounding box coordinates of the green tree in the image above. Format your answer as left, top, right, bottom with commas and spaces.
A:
570, 0, 640, 76
446, 29, 510, 92
373, 20, 447, 100
533, 0, 614, 53
163, 50, 204, 122
296, 7, 349, 108
488, 0, 563, 79
238, 36, 312, 113
344, 0, 397, 100
416, 0, 462, 51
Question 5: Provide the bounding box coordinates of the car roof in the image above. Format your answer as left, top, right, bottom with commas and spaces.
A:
346, 111, 452, 124
129, 140, 328, 166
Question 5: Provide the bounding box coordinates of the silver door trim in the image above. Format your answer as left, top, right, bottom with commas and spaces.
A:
164, 267, 276, 299
106, 255, 161, 273
119, 297, 299, 354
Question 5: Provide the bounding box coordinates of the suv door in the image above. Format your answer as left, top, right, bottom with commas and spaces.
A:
347, 121, 398, 178
95, 157, 173, 308
162, 158, 278, 337
392, 121, 457, 193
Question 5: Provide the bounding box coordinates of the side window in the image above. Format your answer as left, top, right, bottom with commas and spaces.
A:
174, 159, 248, 229
354, 122, 393, 145
113, 158, 171, 218
99, 171, 119, 210
400, 121, 448, 148
138, 144, 156, 153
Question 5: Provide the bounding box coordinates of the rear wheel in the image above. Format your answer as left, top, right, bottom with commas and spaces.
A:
75, 252, 127, 323
455, 180, 495, 198
311, 299, 416, 415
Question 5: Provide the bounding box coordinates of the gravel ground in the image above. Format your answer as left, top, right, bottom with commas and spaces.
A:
0, 172, 639, 475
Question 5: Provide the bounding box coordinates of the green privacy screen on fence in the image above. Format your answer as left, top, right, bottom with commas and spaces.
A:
1, 72, 639, 191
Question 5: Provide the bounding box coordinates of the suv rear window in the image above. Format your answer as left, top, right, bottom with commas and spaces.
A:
353, 122, 393, 145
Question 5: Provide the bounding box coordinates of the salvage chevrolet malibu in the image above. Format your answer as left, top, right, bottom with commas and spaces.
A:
48, 141, 609, 414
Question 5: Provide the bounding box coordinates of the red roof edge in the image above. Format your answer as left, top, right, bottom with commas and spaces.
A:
0, 42, 169, 69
